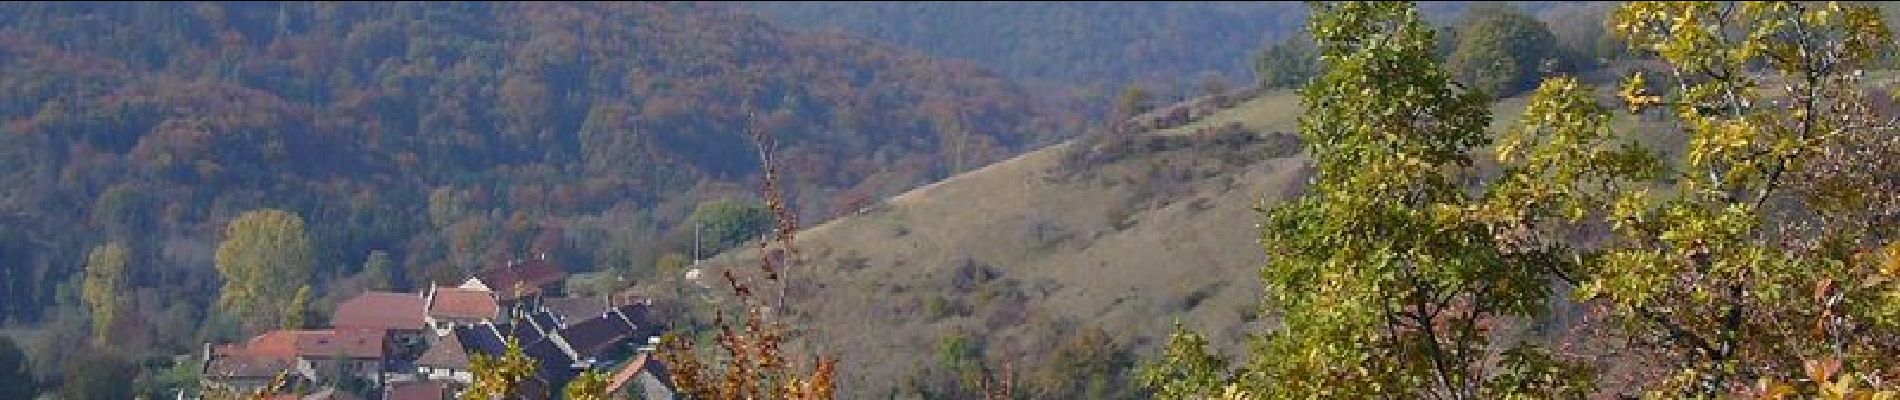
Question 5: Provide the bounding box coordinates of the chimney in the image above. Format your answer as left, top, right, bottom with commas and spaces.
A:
637, 336, 661, 355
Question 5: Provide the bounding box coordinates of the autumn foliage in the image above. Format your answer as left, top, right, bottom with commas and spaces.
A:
658, 110, 837, 399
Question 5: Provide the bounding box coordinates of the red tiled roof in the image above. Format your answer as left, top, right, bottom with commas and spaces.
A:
429, 286, 500, 320
333, 291, 426, 331
476, 258, 568, 301
244, 329, 386, 359
244, 330, 309, 358
297, 328, 386, 359
604, 352, 652, 394
385, 381, 449, 400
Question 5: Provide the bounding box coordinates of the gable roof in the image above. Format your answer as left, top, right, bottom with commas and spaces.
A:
428, 286, 500, 320
604, 352, 673, 396
204, 351, 297, 379
475, 258, 568, 301
294, 328, 387, 359
453, 324, 509, 358
385, 381, 450, 400
540, 297, 609, 326
333, 291, 426, 331
243, 330, 309, 359
415, 331, 470, 369
559, 310, 641, 362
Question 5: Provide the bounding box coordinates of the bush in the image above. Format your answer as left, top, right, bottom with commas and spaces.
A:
1254, 30, 1320, 90
686, 198, 775, 254
1445, 4, 1564, 97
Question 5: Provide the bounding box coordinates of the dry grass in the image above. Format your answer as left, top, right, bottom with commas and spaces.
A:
698, 92, 1318, 397
687, 88, 1616, 397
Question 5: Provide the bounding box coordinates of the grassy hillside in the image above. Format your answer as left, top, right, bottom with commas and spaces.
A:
696, 91, 1310, 397
686, 79, 1677, 397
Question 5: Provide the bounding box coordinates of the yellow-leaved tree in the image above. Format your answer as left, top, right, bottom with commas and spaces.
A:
214, 209, 315, 332
81, 242, 128, 345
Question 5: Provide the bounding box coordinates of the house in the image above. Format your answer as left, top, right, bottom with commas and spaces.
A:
333, 291, 427, 333
425, 284, 500, 336
201, 343, 309, 393
384, 381, 451, 400
461, 255, 568, 306
332, 291, 428, 350
557, 304, 659, 367
204, 328, 388, 391
279, 329, 389, 384
537, 297, 608, 328
414, 330, 472, 384
604, 342, 675, 400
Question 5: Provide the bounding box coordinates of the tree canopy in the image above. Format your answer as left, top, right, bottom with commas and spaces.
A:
82, 242, 129, 345
1145, 1, 1900, 398
689, 198, 776, 255
214, 209, 315, 331
1445, 3, 1564, 97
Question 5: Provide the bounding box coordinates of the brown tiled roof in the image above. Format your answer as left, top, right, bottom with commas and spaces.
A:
540, 297, 608, 324
295, 329, 387, 359
415, 331, 470, 369
428, 286, 500, 320
384, 381, 450, 400
476, 258, 568, 301
204, 351, 296, 379
333, 291, 426, 331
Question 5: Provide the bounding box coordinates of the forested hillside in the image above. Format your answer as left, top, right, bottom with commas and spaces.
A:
0, 2, 1083, 394
734, 1, 1578, 96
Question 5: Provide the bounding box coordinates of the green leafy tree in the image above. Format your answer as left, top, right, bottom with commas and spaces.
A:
214, 209, 316, 331
1137, 323, 1231, 400
362, 250, 394, 290
1252, 1, 1505, 396
465, 337, 538, 400
1253, 30, 1320, 90
1115, 84, 1153, 122
81, 242, 129, 345
59, 349, 134, 400
1237, 2, 1582, 398
283, 285, 311, 329
1445, 3, 1563, 98
1475, 1, 1900, 397
565, 369, 611, 400
688, 198, 774, 254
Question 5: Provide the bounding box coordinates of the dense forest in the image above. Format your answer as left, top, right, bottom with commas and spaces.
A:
733, 2, 1586, 98
13, 1, 1900, 398
0, 1, 1086, 395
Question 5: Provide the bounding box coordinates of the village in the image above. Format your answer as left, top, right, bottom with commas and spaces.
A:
197, 254, 674, 399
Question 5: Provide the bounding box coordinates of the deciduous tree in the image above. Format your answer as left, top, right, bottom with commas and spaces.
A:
1479, 1, 1900, 396
465, 337, 537, 400
564, 370, 610, 400
1445, 3, 1563, 97
82, 242, 129, 345
214, 209, 315, 331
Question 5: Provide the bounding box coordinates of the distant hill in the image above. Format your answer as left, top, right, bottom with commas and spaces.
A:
733, 1, 1577, 96
736, 2, 1303, 91
0, 1, 1080, 357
